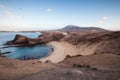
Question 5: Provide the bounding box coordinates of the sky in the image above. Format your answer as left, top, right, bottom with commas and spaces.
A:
0, 0, 120, 31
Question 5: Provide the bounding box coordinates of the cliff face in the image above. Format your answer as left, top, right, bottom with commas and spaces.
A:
6, 34, 39, 46
63, 31, 120, 55
38, 32, 65, 43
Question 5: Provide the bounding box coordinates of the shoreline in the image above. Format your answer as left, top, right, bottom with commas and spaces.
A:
42, 45, 54, 59
1, 44, 52, 60
40, 41, 66, 63
40, 41, 120, 70
40, 41, 102, 63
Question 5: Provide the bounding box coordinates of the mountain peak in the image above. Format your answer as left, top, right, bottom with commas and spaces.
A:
65, 25, 79, 28
59, 25, 108, 32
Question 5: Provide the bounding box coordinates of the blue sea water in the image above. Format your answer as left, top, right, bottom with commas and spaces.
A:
0, 32, 51, 60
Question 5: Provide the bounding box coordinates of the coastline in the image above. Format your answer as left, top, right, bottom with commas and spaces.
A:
42, 45, 54, 59
40, 41, 102, 63
40, 41, 66, 63
1, 31, 120, 80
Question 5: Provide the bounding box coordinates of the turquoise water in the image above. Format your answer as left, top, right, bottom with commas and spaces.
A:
0, 32, 51, 60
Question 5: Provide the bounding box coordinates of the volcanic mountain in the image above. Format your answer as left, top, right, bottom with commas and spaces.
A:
59, 25, 108, 32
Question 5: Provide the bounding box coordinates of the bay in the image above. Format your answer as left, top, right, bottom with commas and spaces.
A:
0, 32, 51, 60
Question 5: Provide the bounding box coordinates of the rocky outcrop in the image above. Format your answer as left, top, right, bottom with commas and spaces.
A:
38, 31, 65, 43
5, 32, 65, 46
63, 31, 120, 55
6, 34, 38, 46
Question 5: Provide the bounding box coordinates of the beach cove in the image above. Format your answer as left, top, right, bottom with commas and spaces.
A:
0, 32, 52, 60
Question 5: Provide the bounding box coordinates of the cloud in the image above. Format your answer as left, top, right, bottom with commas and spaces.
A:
5, 11, 13, 17
98, 16, 112, 24
98, 20, 104, 24
46, 8, 53, 12
3, 11, 22, 20
0, 11, 12, 20
15, 16, 22, 20
0, 4, 5, 9
102, 16, 111, 20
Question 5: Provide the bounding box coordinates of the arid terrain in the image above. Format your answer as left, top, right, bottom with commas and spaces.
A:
0, 26, 120, 80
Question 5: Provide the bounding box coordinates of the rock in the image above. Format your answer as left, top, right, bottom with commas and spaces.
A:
2, 52, 11, 54
5, 32, 65, 46
0, 54, 1, 57
28, 41, 36, 46
5, 34, 37, 46
73, 64, 83, 67
45, 60, 52, 63
66, 55, 71, 58
6, 41, 14, 45
13, 34, 28, 44
5, 34, 29, 45
38, 32, 65, 43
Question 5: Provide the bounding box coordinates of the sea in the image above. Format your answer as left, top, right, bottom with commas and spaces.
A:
0, 32, 51, 60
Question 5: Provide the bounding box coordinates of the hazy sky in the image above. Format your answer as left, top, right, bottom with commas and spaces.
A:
0, 0, 120, 31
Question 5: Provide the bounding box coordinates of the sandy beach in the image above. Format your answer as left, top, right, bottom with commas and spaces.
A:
40, 41, 66, 63
40, 41, 100, 63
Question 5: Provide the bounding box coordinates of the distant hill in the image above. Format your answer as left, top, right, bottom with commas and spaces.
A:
59, 25, 108, 32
